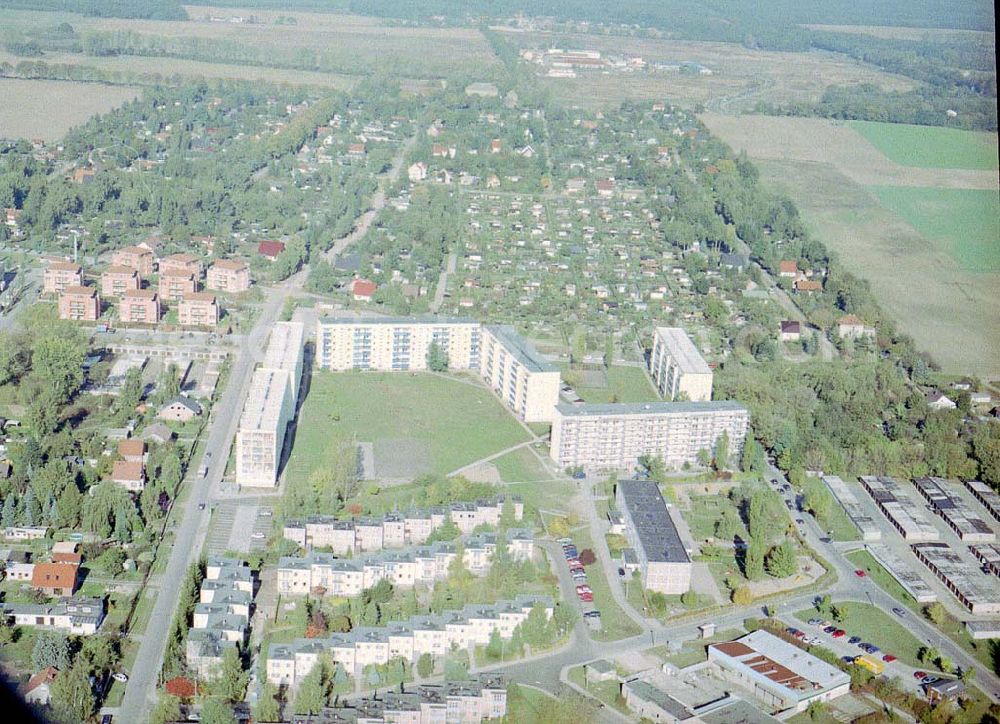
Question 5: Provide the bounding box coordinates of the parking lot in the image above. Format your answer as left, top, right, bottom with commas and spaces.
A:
205, 501, 273, 555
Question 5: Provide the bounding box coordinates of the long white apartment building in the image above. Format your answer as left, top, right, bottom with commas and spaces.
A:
550, 401, 749, 471
314, 317, 560, 422
478, 325, 560, 422
649, 327, 713, 401
316, 316, 481, 372
615, 479, 691, 594
235, 322, 305, 486
267, 595, 553, 687
283, 497, 523, 553
277, 530, 535, 597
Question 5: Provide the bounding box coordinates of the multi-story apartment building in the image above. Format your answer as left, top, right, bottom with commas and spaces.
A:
267, 595, 552, 687
315, 317, 559, 422
44, 261, 82, 294
100, 265, 141, 299
277, 530, 534, 597
112, 245, 154, 276
206, 258, 251, 293
120, 289, 160, 324
649, 327, 713, 401
316, 317, 481, 372
478, 325, 560, 422
187, 558, 255, 678
235, 323, 305, 486
283, 497, 524, 552
159, 252, 202, 277
58, 286, 100, 321
616, 480, 691, 594
550, 401, 749, 471
158, 268, 198, 302
178, 292, 219, 327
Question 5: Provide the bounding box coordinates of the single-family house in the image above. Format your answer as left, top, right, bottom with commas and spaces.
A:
258, 241, 286, 260
780, 320, 801, 342
21, 667, 59, 705
158, 396, 203, 423
31, 562, 78, 597
111, 460, 145, 492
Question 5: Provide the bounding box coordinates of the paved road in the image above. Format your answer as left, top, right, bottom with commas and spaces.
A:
429, 251, 456, 313
118, 279, 299, 721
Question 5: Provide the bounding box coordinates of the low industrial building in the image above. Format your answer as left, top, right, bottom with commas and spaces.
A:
913, 477, 995, 542
866, 545, 937, 602
965, 620, 1000, 640
821, 475, 881, 541
860, 476, 940, 541
707, 630, 851, 713
965, 480, 1000, 524
969, 543, 1000, 577
550, 401, 748, 471
649, 327, 713, 402
267, 595, 552, 687
912, 542, 1000, 615
615, 479, 691, 594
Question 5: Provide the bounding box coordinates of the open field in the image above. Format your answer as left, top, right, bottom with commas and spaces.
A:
501, 31, 915, 110
560, 364, 657, 404
849, 121, 999, 171
0, 78, 139, 141
803, 24, 996, 42
284, 371, 531, 482
702, 113, 1000, 378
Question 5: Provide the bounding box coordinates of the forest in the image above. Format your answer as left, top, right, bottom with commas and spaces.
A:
0, 0, 186, 20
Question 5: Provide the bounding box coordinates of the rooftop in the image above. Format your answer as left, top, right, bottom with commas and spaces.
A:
484, 325, 556, 373
556, 400, 746, 417
617, 480, 689, 564
654, 327, 712, 374
239, 368, 290, 431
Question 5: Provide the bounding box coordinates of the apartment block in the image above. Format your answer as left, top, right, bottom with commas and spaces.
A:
159, 252, 202, 277
58, 285, 100, 322
283, 497, 523, 552
178, 292, 219, 327
316, 316, 481, 372
550, 401, 749, 471
616, 480, 691, 594
120, 289, 160, 324
277, 530, 534, 597
100, 265, 141, 299
158, 268, 198, 301
44, 261, 82, 294
650, 327, 713, 401
289, 675, 508, 724
206, 258, 251, 293
112, 245, 154, 276
186, 558, 255, 678
235, 324, 305, 486
267, 595, 552, 687
479, 325, 560, 422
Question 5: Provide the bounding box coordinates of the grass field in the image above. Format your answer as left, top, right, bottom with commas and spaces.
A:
285, 372, 530, 482
0, 78, 139, 141
845, 550, 919, 611
794, 602, 924, 666
850, 121, 999, 171
868, 186, 1000, 272
560, 364, 657, 404
493, 447, 552, 483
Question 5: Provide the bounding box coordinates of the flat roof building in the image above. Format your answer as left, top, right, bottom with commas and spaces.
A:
708, 630, 851, 713
821, 475, 881, 541
912, 542, 1000, 615
650, 327, 713, 401
262, 321, 305, 407
913, 477, 995, 542
550, 401, 748, 471
479, 325, 560, 422
860, 476, 940, 541
616, 480, 691, 594
965, 480, 1000, 524
865, 544, 937, 602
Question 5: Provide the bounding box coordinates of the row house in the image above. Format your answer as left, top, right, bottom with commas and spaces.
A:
187, 558, 255, 678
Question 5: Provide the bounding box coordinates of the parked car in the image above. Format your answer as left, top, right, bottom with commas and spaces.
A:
557, 538, 572, 545
849, 636, 862, 645
808, 618, 821, 626
892, 608, 906, 617
583, 610, 601, 619
882, 654, 897, 663
921, 676, 939, 685
832, 630, 846, 638
785, 627, 798, 635
841, 656, 855, 664
823, 626, 837, 634
854, 569, 867, 578
819, 620, 832, 628
566, 557, 581, 567
913, 671, 927, 680
112, 672, 128, 683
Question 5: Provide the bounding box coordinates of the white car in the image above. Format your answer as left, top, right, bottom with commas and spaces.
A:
112, 672, 128, 683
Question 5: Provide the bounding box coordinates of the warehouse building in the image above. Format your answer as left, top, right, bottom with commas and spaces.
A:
965, 480, 1000, 524
707, 631, 850, 713
866, 545, 937, 602
615, 479, 691, 594
913, 477, 995, 542
550, 401, 748, 471
911, 542, 1000, 615
649, 327, 713, 401
821, 475, 881, 541
860, 476, 940, 541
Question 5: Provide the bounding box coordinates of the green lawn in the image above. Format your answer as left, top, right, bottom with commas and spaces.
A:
851, 121, 999, 171
685, 494, 746, 541
559, 364, 657, 404
815, 502, 861, 543
572, 528, 642, 642
869, 186, 1000, 272
566, 667, 629, 714
794, 602, 923, 667
287, 371, 531, 481
493, 447, 552, 483
844, 550, 919, 611
504, 683, 599, 723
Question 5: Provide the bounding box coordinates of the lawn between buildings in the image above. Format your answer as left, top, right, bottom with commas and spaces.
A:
793, 602, 923, 667
285, 371, 532, 482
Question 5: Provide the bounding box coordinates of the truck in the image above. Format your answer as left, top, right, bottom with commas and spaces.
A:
854, 655, 885, 675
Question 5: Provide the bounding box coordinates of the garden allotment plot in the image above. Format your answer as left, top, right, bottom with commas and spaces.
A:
285, 371, 531, 482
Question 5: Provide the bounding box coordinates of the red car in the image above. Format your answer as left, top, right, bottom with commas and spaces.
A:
576, 585, 592, 593
854, 569, 867, 578
832, 629, 846, 638
913, 671, 927, 680
566, 558, 581, 567
882, 654, 897, 663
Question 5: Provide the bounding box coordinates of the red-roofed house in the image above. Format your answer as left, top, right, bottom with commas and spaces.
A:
52, 551, 83, 566
31, 562, 78, 597
118, 438, 146, 463
778, 260, 799, 278
780, 320, 801, 341
350, 279, 377, 302
794, 278, 822, 293
112, 460, 145, 492
258, 240, 286, 259
21, 667, 59, 705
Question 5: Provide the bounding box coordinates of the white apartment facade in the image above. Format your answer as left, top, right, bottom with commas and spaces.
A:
550, 401, 749, 471
649, 327, 713, 401
478, 325, 560, 422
